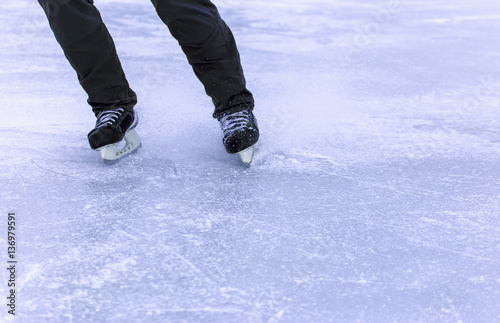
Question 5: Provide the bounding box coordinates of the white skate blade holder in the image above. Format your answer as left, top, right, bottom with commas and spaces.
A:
238, 145, 255, 164
97, 128, 141, 164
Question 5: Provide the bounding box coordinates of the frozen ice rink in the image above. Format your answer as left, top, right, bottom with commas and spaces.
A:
1, 0, 499, 321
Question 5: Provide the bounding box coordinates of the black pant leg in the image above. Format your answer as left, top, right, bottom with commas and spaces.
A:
38, 0, 137, 115
151, 0, 254, 119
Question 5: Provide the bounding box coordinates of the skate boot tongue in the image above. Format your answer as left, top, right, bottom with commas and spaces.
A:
95, 108, 126, 127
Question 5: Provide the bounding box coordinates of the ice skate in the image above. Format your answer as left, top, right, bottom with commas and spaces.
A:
219, 110, 259, 164
88, 108, 141, 164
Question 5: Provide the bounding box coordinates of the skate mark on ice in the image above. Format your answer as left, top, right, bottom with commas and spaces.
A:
30, 159, 86, 180
13, 166, 27, 191
116, 221, 218, 285
139, 159, 180, 177
292, 150, 348, 170
123, 306, 261, 321
439, 291, 463, 323
276, 150, 407, 195
267, 308, 287, 323
350, 177, 406, 195
60, 296, 74, 323
30, 145, 67, 158
253, 149, 347, 175
296, 247, 327, 260
143, 306, 257, 316
407, 237, 493, 262
116, 229, 139, 241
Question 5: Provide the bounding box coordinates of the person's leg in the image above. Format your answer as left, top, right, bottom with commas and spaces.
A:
38, 0, 137, 116
39, 0, 141, 162
150, 0, 254, 119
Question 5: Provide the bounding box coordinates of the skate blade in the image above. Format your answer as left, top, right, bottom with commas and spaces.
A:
238, 146, 255, 164
97, 128, 142, 164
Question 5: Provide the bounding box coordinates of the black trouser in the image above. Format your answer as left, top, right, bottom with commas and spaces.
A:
38, 0, 254, 119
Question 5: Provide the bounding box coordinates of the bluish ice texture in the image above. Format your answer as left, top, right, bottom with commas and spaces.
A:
1, 0, 499, 321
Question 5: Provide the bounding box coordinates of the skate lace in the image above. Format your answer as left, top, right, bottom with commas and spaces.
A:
95, 108, 125, 128
220, 111, 253, 134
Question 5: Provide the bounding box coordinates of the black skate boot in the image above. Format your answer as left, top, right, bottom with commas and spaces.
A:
219, 110, 259, 164
88, 108, 141, 164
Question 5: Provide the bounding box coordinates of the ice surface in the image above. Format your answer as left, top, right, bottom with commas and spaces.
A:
1, 0, 499, 322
